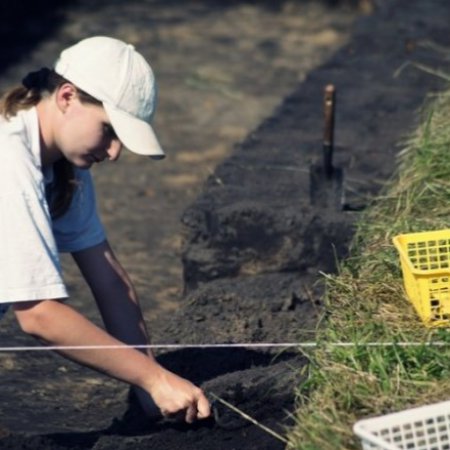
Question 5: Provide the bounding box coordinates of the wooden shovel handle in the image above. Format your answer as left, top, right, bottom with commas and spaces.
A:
323, 84, 335, 146
322, 84, 336, 177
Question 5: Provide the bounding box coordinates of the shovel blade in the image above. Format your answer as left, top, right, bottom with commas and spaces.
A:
309, 165, 344, 210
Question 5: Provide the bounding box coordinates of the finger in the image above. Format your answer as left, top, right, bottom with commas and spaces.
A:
196, 393, 212, 419
185, 405, 198, 424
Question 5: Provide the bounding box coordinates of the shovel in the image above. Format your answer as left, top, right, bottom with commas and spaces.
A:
309, 84, 344, 210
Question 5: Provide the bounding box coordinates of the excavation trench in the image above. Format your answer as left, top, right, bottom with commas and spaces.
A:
1, 1, 450, 449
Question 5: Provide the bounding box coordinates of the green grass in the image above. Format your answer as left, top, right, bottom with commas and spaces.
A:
287, 89, 450, 449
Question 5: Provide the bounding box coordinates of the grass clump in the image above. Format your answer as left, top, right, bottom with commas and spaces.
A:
287, 89, 450, 449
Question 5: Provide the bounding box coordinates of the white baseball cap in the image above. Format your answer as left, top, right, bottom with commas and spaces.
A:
54, 36, 165, 160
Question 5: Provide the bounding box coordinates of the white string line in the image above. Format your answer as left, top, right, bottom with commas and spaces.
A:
210, 392, 288, 444
0, 341, 449, 352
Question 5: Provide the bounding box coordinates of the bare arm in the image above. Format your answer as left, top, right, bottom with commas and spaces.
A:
71, 240, 210, 422
72, 240, 151, 356
12, 241, 210, 423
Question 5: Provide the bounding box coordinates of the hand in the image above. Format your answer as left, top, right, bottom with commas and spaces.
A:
146, 365, 211, 423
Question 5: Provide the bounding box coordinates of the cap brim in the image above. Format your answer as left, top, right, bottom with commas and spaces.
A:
103, 103, 165, 159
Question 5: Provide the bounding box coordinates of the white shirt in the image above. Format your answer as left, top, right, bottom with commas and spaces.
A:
0, 107, 105, 310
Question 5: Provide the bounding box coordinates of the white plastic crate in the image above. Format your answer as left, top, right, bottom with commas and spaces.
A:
353, 401, 450, 450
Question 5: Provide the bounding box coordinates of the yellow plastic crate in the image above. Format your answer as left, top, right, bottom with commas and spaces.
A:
393, 229, 450, 328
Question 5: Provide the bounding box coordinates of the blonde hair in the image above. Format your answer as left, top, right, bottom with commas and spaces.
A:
0, 68, 101, 219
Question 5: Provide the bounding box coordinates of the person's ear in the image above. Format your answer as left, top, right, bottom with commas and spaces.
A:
55, 83, 77, 113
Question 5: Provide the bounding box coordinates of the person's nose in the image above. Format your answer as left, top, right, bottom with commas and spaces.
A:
107, 139, 122, 162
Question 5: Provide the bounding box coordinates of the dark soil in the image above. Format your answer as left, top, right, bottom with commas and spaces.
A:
1, 1, 450, 449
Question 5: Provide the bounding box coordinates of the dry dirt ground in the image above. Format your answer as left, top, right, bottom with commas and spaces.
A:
1, 1, 450, 449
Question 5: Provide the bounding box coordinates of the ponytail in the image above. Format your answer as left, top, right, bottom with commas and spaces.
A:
1, 68, 59, 117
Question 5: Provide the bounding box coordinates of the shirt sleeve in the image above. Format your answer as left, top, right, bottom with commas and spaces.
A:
52, 169, 106, 253
0, 163, 68, 303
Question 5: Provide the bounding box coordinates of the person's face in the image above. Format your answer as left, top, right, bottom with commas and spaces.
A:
54, 85, 123, 169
